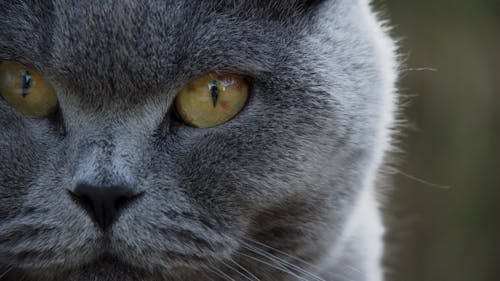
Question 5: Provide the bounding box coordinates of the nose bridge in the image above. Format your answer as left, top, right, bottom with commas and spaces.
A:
72, 125, 136, 187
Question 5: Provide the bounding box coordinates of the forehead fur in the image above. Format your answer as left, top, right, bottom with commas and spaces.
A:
0, 1, 336, 95
0, 0, 330, 59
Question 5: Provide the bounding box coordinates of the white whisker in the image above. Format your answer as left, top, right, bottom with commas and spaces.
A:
237, 251, 309, 281
0, 266, 13, 279
243, 237, 321, 270
221, 260, 255, 281
229, 259, 261, 281
241, 242, 325, 281
207, 265, 236, 281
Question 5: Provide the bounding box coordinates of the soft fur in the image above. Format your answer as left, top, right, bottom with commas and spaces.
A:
0, 0, 397, 280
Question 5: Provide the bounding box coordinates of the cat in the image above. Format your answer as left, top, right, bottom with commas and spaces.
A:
0, 0, 397, 280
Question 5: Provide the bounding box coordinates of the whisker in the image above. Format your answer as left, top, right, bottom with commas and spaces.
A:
199, 266, 217, 281
402, 67, 438, 72
221, 260, 255, 281
0, 266, 13, 279
207, 265, 236, 281
397, 170, 451, 189
344, 264, 362, 274
241, 243, 325, 281
237, 251, 309, 281
242, 237, 321, 270
229, 258, 261, 281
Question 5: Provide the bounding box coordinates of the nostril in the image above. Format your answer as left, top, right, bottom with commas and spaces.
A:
77, 194, 95, 214
115, 195, 131, 210
68, 183, 143, 231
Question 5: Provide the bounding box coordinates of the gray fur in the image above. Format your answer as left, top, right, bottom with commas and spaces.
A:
0, 0, 397, 280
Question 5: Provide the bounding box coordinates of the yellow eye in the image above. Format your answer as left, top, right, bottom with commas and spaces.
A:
174, 73, 249, 128
0, 61, 58, 118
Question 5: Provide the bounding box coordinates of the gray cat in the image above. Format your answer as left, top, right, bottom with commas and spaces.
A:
0, 0, 397, 280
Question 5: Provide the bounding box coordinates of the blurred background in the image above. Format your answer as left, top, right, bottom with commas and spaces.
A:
372, 0, 500, 280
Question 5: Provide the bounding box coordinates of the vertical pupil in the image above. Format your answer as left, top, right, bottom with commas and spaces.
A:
21, 70, 32, 97
209, 80, 219, 108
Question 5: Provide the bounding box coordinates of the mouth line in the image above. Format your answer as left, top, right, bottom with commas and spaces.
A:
83, 252, 210, 276
94, 252, 123, 264
82, 252, 144, 272
89, 247, 208, 268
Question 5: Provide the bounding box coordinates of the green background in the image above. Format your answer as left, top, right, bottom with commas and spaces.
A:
372, 0, 500, 280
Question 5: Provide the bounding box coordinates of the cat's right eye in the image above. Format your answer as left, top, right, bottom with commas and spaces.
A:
0, 61, 58, 118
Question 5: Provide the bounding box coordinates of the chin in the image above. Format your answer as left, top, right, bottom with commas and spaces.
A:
3, 256, 208, 281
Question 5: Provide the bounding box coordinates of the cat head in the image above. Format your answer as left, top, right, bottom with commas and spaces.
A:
0, 0, 396, 279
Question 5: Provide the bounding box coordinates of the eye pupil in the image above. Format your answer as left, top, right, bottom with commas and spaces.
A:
21, 70, 32, 97
208, 80, 220, 108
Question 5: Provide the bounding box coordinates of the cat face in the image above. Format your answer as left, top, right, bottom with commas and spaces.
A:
0, 0, 395, 280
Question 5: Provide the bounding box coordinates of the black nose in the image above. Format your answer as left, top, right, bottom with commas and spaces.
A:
70, 183, 142, 230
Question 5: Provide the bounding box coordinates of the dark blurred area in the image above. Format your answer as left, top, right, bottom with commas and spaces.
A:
372, 0, 500, 280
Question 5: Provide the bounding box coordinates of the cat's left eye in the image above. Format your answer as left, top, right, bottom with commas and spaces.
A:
0, 61, 58, 118
174, 73, 249, 128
